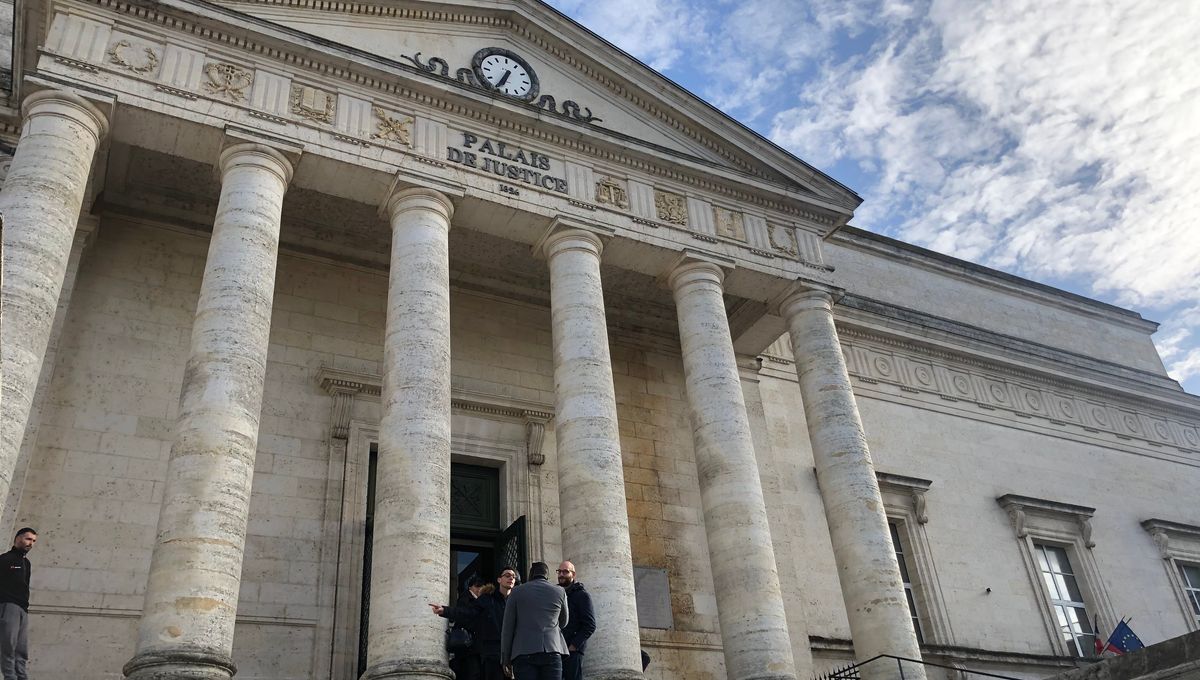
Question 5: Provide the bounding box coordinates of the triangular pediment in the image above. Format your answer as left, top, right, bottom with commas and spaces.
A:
212, 0, 861, 213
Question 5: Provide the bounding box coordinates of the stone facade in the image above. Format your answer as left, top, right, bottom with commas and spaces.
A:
0, 1, 1197, 680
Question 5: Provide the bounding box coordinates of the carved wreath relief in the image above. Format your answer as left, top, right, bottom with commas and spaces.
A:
712, 206, 746, 241
290, 84, 336, 124
203, 63, 253, 101
108, 39, 160, 75
654, 190, 688, 226
595, 176, 628, 209
371, 108, 414, 147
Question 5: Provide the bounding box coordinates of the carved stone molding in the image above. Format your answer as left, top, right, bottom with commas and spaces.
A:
877, 471, 932, 524
107, 39, 160, 75
1141, 519, 1200, 560
317, 366, 382, 440
595, 176, 628, 209
713, 206, 746, 242
524, 415, 550, 466
203, 62, 253, 101
290, 84, 336, 124
654, 190, 688, 226
823, 329, 1200, 456
996, 494, 1096, 548
371, 107, 413, 146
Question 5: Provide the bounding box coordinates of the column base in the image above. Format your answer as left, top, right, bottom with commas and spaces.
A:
588, 669, 645, 680
123, 650, 236, 680
360, 658, 454, 680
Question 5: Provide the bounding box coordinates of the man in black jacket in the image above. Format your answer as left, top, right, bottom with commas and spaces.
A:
432, 566, 520, 680
556, 561, 595, 680
0, 528, 35, 680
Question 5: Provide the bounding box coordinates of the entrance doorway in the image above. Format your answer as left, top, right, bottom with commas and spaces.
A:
449, 463, 528, 600
356, 456, 526, 675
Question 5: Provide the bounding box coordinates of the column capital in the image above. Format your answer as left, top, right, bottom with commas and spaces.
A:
533, 216, 614, 260
218, 143, 296, 187
662, 249, 735, 292
21, 88, 110, 141
773, 279, 845, 319
383, 186, 455, 224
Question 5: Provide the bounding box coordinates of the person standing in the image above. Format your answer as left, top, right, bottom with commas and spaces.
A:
501, 562, 569, 680
432, 567, 520, 680
0, 528, 36, 680
556, 561, 595, 680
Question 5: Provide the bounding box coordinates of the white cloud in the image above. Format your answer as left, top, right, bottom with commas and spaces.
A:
551, 0, 1200, 390
547, 0, 708, 71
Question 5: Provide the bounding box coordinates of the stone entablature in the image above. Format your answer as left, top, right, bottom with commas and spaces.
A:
763, 327, 1200, 461
33, 0, 840, 278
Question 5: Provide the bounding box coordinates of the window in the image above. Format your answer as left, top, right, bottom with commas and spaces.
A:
1179, 563, 1200, 624
1034, 544, 1094, 657
890, 521, 924, 644
876, 471, 953, 645
997, 494, 1115, 657
1142, 518, 1200, 631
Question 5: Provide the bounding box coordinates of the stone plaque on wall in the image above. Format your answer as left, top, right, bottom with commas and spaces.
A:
633, 566, 673, 629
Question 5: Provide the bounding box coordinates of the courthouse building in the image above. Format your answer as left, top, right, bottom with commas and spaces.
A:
1, 0, 1198, 679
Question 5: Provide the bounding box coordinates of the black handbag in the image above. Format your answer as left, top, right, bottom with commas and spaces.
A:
446, 625, 474, 653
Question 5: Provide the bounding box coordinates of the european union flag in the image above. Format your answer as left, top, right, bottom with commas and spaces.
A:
1104, 620, 1145, 655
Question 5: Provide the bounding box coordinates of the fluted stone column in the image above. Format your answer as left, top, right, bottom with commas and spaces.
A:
667, 256, 797, 680
0, 89, 108, 519
780, 288, 924, 680
361, 187, 455, 680
124, 143, 295, 680
539, 224, 642, 680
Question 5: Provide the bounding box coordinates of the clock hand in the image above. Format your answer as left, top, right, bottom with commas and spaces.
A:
496, 70, 512, 87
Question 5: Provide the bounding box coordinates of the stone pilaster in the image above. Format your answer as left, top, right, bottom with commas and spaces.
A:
0, 89, 108, 524
666, 254, 797, 680
124, 141, 296, 680
361, 187, 455, 680
779, 287, 925, 680
537, 221, 643, 680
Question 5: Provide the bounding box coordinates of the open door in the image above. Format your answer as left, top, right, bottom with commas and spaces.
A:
494, 515, 528, 582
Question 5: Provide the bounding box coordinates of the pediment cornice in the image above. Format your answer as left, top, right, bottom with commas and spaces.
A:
53, 0, 852, 228
207, 0, 861, 211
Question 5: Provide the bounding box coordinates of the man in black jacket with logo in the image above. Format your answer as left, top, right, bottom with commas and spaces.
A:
556, 561, 595, 680
0, 528, 35, 680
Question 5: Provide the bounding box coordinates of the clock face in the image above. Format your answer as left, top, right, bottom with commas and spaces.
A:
472, 48, 539, 101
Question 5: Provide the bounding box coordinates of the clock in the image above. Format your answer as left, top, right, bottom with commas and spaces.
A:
472, 47, 540, 101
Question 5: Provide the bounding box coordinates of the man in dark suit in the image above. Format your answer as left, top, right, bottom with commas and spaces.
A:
501, 562, 569, 680
556, 561, 595, 680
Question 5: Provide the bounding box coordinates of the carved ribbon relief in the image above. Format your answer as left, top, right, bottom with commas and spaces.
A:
203, 62, 253, 101
371, 108, 414, 146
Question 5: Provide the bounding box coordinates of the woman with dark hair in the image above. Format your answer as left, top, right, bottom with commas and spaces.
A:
431, 567, 520, 680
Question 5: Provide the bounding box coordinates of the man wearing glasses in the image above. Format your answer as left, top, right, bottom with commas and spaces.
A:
556, 561, 595, 680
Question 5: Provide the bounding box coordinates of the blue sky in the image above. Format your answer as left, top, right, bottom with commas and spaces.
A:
546, 0, 1200, 395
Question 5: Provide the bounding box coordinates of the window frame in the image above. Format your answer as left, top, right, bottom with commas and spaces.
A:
1142, 518, 1200, 631
877, 471, 954, 646
997, 494, 1116, 658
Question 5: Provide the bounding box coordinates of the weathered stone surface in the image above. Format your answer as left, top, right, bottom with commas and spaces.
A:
542, 226, 644, 679
361, 187, 455, 680
668, 257, 798, 680
125, 143, 294, 680
0, 89, 107, 526
780, 289, 924, 680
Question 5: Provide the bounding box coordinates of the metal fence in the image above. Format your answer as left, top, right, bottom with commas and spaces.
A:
812, 654, 1024, 680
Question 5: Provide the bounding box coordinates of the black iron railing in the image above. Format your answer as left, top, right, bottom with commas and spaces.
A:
813, 654, 1024, 680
